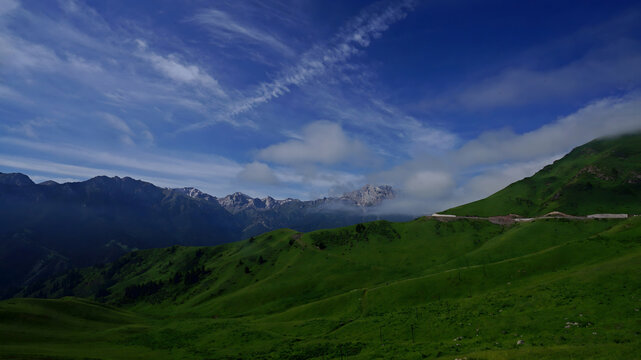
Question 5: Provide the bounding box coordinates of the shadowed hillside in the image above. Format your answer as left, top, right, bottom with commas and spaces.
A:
0, 175, 239, 299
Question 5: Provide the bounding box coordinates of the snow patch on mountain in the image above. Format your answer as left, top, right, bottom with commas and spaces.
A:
172, 184, 394, 214
174, 187, 217, 202
340, 184, 395, 207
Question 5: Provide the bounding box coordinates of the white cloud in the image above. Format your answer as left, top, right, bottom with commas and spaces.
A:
237, 161, 279, 185
192, 9, 294, 56
0, 22, 222, 120
410, 128, 458, 152
58, 0, 80, 14
99, 112, 135, 145
0, 1, 233, 123
454, 93, 641, 166
282, 84, 460, 158
371, 92, 641, 215
448, 155, 563, 209
258, 121, 372, 166
143, 51, 227, 98
141, 129, 154, 144
0, 84, 29, 103
101, 113, 133, 135
0, 154, 236, 194
0, 155, 115, 179
0, 33, 61, 71
5, 118, 56, 138
183, 0, 415, 131
0, 0, 18, 16
232, 0, 413, 114
0, 137, 243, 181
443, 38, 641, 110
0, 33, 107, 83
404, 170, 454, 199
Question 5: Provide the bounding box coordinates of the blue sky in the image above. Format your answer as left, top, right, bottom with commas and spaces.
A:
1, 0, 641, 213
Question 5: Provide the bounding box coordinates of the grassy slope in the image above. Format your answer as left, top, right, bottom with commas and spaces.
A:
3, 217, 641, 359
444, 133, 641, 217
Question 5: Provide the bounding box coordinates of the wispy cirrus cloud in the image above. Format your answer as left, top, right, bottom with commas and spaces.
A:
0, 136, 243, 182
0, 84, 29, 103
0, 0, 18, 16
133, 39, 227, 98
192, 8, 295, 57
0, 32, 64, 71
183, 0, 416, 131
455, 40, 641, 109
422, 11, 641, 111
229, 0, 415, 115
4, 118, 56, 138
0, 136, 363, 199
0, 0, 232, 127
99, 113, 137, 145
142, 49, 227, 98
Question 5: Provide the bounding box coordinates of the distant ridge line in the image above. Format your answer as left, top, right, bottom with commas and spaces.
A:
429, 212, 632, 225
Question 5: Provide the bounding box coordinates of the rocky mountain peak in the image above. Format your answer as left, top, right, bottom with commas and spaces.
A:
216, 192, 299, 213
217, 192, 256, 212
174, 187, 217, 202
39, 180, 60, 186
263, 196, 277, 208
340, 184, 395, 207
0, 172, 35, 187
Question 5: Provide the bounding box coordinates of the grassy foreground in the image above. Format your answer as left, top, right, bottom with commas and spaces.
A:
2, 216, 641, 359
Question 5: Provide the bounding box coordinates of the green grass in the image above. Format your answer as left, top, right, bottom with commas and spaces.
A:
3, 134, 641, 359
445, 133, 641, 217
2, 216, 641, 359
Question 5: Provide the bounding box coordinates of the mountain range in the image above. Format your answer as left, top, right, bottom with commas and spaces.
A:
5, 132, 641, 359
179, 184, 398, 239
0, 176, 399, 298
176, 184, 395, 212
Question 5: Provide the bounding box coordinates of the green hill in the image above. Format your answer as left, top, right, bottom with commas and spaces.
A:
4, 215, 641, 359
2, 134, 641, 359
445, 133, 641, 217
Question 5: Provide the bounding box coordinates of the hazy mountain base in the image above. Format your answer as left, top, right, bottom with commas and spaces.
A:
3, 217, 641, 359
0, 174, 404, 299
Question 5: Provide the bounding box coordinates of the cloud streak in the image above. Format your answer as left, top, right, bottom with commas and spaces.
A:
0, 137, 243, 181
456, 41, 641, 109
0, 0, 18, 15
184, 0, 416, 131
422, 11, 641, 111
141, 46, 227, 98
192, 8, 295, 57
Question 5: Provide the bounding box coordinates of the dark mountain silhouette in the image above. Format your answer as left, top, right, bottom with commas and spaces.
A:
0, 175, 238, 298
0, 174, 400, 298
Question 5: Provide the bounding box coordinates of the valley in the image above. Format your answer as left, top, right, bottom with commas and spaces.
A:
1, 134, 640, 359
2, 216, 641, 359
2, 1, 640, 358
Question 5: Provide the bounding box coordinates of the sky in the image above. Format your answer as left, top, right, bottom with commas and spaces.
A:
1, 0, 641, 214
